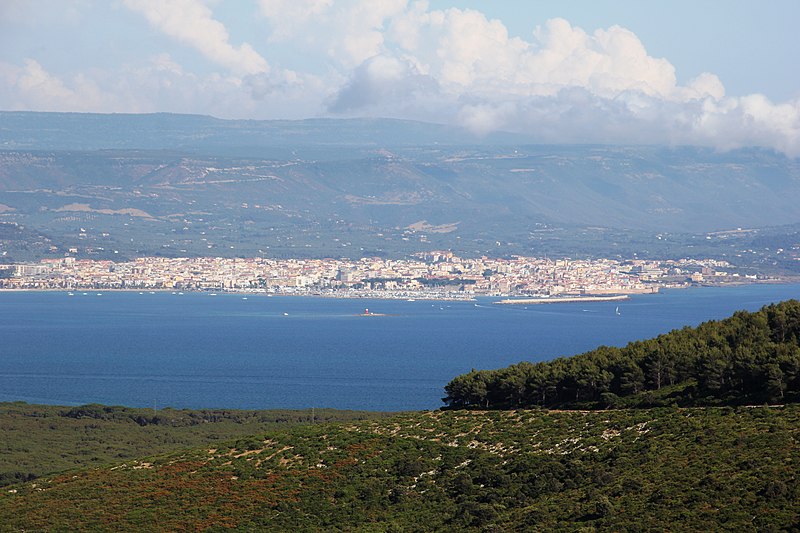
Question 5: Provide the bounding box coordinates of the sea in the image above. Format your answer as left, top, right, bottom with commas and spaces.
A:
2, 284, 800, 412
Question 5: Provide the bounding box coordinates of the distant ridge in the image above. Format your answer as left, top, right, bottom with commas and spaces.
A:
1, 111, 799, 261
0, 111, 530, 153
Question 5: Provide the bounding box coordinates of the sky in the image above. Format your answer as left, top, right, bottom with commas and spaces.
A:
1, 0, 799, 155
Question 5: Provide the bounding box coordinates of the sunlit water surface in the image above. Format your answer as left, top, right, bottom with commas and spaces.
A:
2, 284, 799, 411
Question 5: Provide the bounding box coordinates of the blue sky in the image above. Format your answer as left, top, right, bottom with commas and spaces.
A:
1, 0, 799, 155
427, 0, 800, 101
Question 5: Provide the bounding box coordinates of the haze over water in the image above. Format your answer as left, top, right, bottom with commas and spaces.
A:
2, 284, 800, 411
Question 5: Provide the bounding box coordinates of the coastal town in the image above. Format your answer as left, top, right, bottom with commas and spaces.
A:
0, 252, 758, 300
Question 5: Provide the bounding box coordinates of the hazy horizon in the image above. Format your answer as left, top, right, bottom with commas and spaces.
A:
1, 1, 799, 156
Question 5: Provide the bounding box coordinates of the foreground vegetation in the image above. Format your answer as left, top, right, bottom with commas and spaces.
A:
0, 402, 388, 487
3, 302, 800, 530
1, 406, 798, 531
445, 300, 800, 409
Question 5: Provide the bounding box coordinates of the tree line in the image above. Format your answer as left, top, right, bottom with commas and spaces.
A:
443, 300, 800, 409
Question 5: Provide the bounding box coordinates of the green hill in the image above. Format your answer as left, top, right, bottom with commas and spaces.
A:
0, 403, 388, 488
1, 407, 799, 531
444, 300, 800, 410
4, 302, 800, 530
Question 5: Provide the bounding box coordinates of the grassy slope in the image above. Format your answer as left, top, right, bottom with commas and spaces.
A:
1, 406, 798, 531
0, 402, 389, 487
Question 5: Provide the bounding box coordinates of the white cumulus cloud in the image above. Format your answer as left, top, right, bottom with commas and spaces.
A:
0, 59, 124, 112
1, 1, 798, 156
328, 54, 439, 114
258, 0, 407, 67
124, 0, 269, 75
306, 3, 800, 156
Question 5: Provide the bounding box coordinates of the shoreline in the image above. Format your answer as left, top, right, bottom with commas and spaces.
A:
495, 295, 630, 305
0, 278, 796, 302
0, 287, 478, 302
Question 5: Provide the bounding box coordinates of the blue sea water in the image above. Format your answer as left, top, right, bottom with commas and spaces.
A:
2, 284, 800, 411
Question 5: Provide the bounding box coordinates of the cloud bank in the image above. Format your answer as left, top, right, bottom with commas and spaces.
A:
123, 0, 269, 75
1, 1, 798, 156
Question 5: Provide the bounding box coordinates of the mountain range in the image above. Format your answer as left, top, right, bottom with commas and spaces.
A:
0, 112, 799, 264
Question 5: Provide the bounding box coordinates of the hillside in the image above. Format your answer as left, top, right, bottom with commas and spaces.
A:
0, 112, 526, 153
444, 300, 800, 410
1, 407, 798, 531
3, 303, 800, 529
1, 112, 800, 263
0, 403, 387, 488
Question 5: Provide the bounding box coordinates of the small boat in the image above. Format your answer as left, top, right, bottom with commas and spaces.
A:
615, 306, 621, 316
242, 297, 248, 300
283, 312, 289, 316
67, 292, 74, 296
